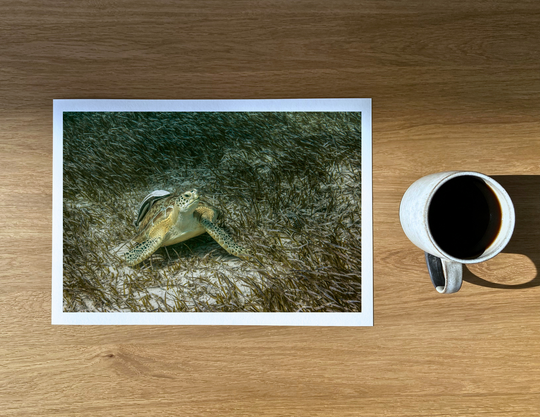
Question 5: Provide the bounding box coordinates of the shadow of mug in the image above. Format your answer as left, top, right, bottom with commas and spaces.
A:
463, 175, 540, 289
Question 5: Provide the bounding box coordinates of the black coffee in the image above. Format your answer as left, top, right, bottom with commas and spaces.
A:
428, 176, 502, 259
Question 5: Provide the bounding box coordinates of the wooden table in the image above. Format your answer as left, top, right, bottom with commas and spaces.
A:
1, 1, 539, 415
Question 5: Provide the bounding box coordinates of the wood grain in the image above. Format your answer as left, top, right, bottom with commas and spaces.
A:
1, 1, 539, 415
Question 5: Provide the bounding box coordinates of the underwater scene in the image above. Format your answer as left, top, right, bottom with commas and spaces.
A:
63, 112, 362, 312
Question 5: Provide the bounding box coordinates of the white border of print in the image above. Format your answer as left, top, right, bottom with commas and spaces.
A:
52, 99, 373, 326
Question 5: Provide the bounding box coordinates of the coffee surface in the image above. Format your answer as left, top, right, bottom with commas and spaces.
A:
428, 176, 501, 259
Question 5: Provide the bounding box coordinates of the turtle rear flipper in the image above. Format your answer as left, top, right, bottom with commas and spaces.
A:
124, 236, 164, 266
200, 218, 250, 258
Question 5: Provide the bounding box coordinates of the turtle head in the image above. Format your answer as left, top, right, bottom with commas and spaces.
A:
175, 189, 200, 213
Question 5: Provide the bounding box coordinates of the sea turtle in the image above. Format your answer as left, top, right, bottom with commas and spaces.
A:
124, 189, 251, 266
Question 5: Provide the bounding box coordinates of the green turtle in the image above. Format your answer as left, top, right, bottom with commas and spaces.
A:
124, 189, 251, 266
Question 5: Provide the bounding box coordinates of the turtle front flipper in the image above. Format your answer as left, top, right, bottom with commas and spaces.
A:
124, 236, 164, 266
200, 218, 250, 258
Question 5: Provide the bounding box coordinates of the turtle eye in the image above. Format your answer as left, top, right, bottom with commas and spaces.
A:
184, 193, 190, 198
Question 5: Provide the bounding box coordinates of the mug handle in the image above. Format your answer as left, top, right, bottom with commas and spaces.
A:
425, 253, 463, 294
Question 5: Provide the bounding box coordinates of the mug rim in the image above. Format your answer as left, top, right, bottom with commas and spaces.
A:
424, 171, 515, 264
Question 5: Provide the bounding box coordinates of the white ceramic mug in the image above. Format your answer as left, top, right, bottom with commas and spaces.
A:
399, 171, 515, 294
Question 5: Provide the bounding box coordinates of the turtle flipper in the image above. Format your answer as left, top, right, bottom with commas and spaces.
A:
200, 218, 250, 258
124, 236, 164, 266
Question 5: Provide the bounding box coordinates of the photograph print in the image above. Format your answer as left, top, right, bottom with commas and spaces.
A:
53, 99, 372, 326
